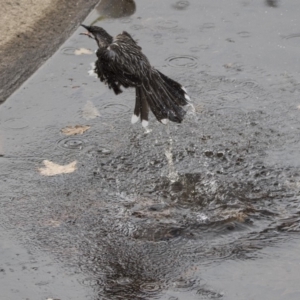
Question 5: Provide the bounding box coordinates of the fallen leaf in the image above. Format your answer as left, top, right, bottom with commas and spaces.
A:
82, 101, 100, 120
39, 160, 77, 176
61, 125, 90, 136
74, 48, 93, 55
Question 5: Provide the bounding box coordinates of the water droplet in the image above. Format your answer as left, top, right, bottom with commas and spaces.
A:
166, 55, 198, 68
57, 137, 86, 150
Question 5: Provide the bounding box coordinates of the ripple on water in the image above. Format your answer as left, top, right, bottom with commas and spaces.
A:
81, 277, 104, 287
200, 23, 215, 30
172, 1, 190, 10
237, 31, 251, 38
281, 33, 300, 47
57, 137, 86, 150
217, 90, 250, 102
61, 47, 77, 55
140, 281, 162, 295
175, 37, 188, 44
3, 118, 29, 129
154, 33, 163, 45
173, 278, 195, 290
239, 80, 259, 89
196, 287, 223, 298
101, 103, 131, 119
190, 45, 209, 52
157, 20, 178, 30
113, 220, 137, 237
130, 24, 145, 30
154, 33, 163, 39
282, 33, 300, 39
203, 88, 223, 98
120, 17, 133, 23
166, 55, 198, 68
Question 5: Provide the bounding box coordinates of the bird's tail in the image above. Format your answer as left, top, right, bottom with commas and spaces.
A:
132, 70, 191, 127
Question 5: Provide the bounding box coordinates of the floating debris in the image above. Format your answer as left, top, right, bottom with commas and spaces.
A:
61, 125, 90, 136
74, 48, 93, 55
38, 160, 77, 176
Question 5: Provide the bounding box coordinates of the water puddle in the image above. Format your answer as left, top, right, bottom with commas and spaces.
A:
1, 0, 300, 299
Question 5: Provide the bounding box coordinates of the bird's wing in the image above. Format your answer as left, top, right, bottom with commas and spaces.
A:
120, 31, 142, 50
101, 33, 151, 84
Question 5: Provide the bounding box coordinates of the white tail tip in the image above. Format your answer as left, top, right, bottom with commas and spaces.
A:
131, 114, 139, 124
185, 94, 191, 102
161, 118, 169, 125
142, 120, 149, 128
181, 86, 188, 93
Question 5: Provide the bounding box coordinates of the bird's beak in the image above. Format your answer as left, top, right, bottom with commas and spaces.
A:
80, 24, 94, 39
80, 24, 90, 31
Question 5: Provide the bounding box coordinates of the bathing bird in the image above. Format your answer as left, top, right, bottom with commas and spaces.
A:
80, 24, 191, 127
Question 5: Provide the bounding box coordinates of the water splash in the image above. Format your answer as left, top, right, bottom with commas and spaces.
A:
165, 124, 179, 183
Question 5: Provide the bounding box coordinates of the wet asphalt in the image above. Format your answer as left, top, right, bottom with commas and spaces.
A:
1, 0, 300, 299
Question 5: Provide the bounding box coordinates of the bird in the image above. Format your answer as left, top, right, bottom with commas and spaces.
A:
80, 24, 191, 127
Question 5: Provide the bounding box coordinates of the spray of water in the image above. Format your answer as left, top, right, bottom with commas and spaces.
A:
164, 122, 179, 183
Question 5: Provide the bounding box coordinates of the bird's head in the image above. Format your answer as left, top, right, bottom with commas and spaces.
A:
80, 24, 113, 47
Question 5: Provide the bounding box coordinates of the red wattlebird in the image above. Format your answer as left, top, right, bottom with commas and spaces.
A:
81, 24, 191, 127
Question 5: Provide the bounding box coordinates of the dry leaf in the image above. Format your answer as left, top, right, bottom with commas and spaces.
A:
82, 101, 100, 120
74, 48, 93, 55
61, 125, 90, 136
39, 160, 77, 176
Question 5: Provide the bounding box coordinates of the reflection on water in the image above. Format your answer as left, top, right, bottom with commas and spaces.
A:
96, 0, 136, 19
265, 0, 279, 7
